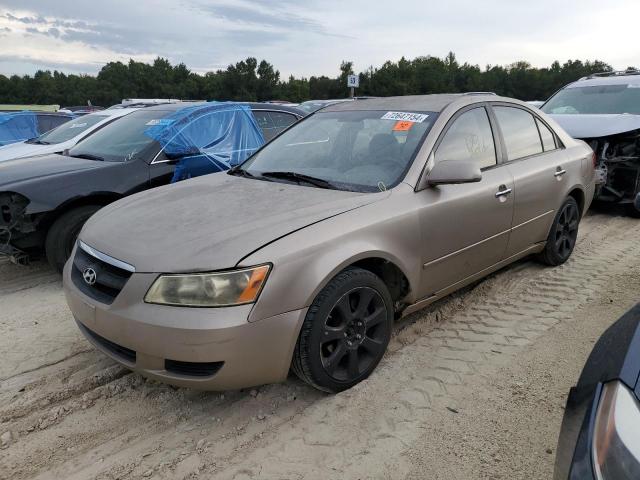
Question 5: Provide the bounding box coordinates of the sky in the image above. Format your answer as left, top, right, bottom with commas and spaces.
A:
0, 0, 638, 78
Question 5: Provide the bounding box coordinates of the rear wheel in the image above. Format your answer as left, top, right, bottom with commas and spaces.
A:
538, 197, 580, 266
45, 205, 101, 273
291, 267, 393, 393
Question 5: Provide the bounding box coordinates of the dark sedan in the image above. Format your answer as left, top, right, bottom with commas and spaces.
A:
555, 303, 640, 479
0, 102, 304, 271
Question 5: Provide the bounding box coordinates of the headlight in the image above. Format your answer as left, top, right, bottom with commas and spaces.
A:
593, 381, 640, 479
144, 265, 270, 307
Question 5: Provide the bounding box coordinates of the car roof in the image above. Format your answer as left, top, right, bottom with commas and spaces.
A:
322, 94, 502, 113
92, 107, 141, 118
569, 73, 640, 88
140, 101, 306, 117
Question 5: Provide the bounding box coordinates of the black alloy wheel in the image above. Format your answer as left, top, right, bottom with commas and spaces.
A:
555, 201, 579, 259
292, 267, 393, 393
539, 196, 580, 266
320, 287, 388, 382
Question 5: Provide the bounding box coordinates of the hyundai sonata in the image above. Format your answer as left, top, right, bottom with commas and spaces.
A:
64, 94, 596, 393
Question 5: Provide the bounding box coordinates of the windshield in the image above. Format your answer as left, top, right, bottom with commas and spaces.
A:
542, 84, 640, 115
33, 113, 109, 145
241, 110, 437, 191
67, 109, 171, 162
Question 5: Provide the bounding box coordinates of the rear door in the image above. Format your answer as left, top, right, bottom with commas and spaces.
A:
417, 105, 515, 298
490, 104, 568, 257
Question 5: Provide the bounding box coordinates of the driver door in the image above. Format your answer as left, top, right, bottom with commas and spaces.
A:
416, 105, 515, 299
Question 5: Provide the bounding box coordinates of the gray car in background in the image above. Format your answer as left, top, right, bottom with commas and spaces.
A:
542, 70, 640, 216
64, 94, 595, 393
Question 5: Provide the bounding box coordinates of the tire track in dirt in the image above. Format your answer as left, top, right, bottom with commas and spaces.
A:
1, 213, 638, 480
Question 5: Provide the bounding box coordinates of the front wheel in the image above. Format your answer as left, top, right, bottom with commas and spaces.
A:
291, 267, 393, 393
538, 197, 580, 266
45, 205, 102, 273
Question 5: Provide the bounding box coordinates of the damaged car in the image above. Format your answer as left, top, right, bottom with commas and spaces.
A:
542, 70, 640, 216
64, 94, 595, 393
0, 102, 304, 271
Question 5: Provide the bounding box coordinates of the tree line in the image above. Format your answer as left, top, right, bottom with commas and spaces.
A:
0, 53, 616, 107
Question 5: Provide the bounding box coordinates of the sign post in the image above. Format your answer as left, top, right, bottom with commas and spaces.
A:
347, 74, 359, 98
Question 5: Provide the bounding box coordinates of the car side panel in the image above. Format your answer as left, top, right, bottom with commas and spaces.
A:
504, 148, 572, 257
416, 166, 515, 298
238, 185, 423, 323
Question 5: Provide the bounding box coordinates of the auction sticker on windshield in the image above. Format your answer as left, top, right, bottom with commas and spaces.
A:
381, 112, 429, 123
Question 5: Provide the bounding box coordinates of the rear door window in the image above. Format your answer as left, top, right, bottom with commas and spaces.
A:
434, 107, 497, 169
493, 106, 543, 160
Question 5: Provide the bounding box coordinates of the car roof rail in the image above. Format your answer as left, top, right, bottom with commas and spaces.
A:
462, 91, 497, 96
584, 69, 640, 79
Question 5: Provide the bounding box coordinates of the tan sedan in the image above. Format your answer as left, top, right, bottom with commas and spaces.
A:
64, 94, 596, 393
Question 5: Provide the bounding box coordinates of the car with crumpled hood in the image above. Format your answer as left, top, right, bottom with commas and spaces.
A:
542, 71, 640, 216
63, 93, 596, 393
0, 102, 304, 271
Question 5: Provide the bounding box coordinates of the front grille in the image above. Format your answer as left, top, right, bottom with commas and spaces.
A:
82, 324, 136, 363
71, 246, 132, 304
165, 359, 224, 377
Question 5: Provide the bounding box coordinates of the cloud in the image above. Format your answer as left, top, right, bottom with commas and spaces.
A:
0, 0, 638, 79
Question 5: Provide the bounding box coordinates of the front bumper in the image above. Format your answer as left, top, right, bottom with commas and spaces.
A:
63, 257, 306, 390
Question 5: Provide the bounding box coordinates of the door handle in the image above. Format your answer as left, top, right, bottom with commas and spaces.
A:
495, 186, 512, 198
554, 167, 567, 177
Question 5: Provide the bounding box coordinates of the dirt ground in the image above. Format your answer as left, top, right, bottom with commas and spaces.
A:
1, 209, 640, 480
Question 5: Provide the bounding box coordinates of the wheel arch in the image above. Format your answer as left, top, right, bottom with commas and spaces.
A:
567, 186, 586, 217
41, 192, 123, 231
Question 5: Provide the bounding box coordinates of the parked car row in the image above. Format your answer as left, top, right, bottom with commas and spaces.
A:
0, 101, 304, 270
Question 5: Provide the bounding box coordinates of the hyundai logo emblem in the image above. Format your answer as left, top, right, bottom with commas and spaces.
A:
83, 267, 97, 286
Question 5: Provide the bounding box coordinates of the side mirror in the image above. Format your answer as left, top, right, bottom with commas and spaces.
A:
427, 160, 482, 186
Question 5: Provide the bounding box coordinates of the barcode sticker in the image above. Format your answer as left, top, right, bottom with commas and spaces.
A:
381, 111, 429, 123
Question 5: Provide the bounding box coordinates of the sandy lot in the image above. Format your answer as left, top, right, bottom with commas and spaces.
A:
1, 210, 640, 480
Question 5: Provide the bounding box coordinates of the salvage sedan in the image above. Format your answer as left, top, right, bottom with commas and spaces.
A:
542, 70, 640, 216
554, 303, 640, 479
64, 94, 596, 393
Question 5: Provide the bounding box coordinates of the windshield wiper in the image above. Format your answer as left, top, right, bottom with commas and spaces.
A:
26, 138, 50, 145
227, 166, 258, 179
260, 171, 336, 189
68, 153, 105, 161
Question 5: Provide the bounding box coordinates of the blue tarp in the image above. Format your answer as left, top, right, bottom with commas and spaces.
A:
0, 112, 39, 146
144, 102, 265, 183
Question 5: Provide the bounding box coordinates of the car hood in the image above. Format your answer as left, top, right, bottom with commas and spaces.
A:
0, 141, 67, 162
80, 173, 387, 273
0, 153, 111, 189
548, 113, 640, 139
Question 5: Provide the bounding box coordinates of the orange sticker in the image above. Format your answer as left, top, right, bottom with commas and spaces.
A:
393, 120, 414, 131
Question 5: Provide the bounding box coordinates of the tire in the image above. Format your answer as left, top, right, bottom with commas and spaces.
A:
538, 197, 580, 266
625, 199, 640, 218
291, 267, 393, 393
45, 205, 102, 273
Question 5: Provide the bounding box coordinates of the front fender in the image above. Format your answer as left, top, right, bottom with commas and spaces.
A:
242, 188, 423, 323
